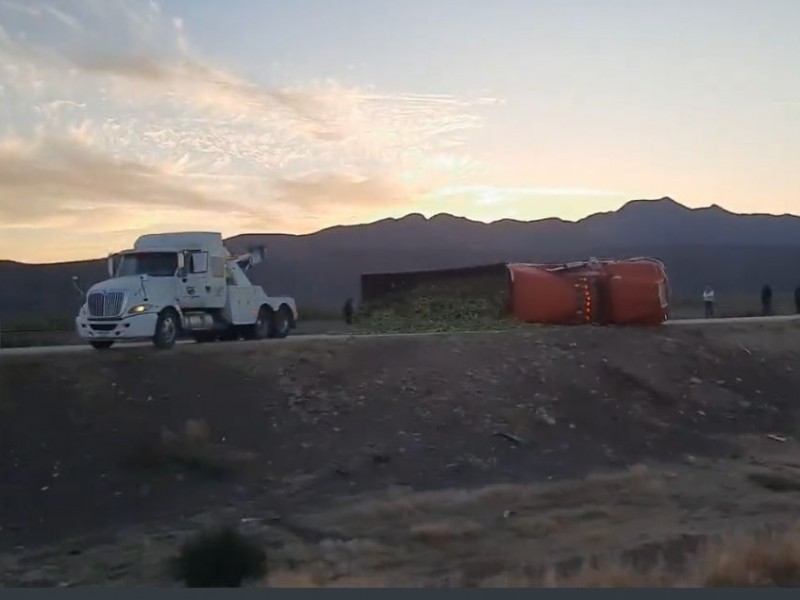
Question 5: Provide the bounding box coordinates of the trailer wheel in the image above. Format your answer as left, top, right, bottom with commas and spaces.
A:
153, 308, 179, 349
90, 341, 114, 350
269, 306, 291, 339
247, 306, 270, 340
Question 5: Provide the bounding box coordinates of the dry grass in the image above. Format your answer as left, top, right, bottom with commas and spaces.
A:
409, 518, 484, 544
261, 461, 800, 588
6, 459, 800, 588
541, 525, 800, 588
261, 525, 800, 588
697, 528, 800, 587
315, 464, 659, 529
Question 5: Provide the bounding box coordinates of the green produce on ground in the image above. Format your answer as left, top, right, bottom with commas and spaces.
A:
355, 275, 526, 333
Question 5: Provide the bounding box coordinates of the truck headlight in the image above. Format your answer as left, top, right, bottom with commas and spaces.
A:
127, 303, 155, 315
79, 304, 87, 317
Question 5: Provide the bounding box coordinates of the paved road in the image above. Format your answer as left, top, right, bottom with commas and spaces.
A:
1, 314, 798, 357
665, 314, 800, 326
0, 328, 513, 357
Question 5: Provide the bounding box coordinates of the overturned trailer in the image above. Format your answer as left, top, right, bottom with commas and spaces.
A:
360, 257, 670, 326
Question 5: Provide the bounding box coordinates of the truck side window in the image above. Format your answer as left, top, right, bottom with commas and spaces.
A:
190, 251, 209, 274
210, 256, 225, 278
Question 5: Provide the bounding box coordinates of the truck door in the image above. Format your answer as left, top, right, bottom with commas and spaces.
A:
179, 250, 226, 309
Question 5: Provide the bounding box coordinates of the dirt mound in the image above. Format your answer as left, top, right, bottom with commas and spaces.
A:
1, 321, 799, 562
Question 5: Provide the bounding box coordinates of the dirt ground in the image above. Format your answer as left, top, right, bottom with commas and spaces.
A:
1, 321, 800, 586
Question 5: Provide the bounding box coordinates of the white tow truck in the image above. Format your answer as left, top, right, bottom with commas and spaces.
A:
73, 231, 298, 350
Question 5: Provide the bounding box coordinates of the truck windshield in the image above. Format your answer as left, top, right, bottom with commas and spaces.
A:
116, 252, 178, 277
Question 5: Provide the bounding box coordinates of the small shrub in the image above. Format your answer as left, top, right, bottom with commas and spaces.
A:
171, 526, 267, 587
120, 422, 234, 480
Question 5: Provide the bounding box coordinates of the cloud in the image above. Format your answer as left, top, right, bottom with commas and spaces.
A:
430, 185, 626, 206
0, 1, 82, 30
0, 2, 496, 148
0, 0, 500, 260
272, 172, 413, 212
0, 133, 252, 227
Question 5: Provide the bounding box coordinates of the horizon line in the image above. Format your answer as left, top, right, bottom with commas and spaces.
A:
3, 196, 800, 267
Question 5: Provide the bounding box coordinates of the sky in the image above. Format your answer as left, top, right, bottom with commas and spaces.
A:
0, 0, 798, 263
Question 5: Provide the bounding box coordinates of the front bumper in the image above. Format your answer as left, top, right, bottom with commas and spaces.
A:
76, 312, 160, 342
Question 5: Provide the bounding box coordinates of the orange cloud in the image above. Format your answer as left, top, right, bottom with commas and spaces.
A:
0, 0, 502, 262
0, 133, 251, 227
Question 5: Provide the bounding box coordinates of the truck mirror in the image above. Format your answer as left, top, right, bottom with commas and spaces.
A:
107, 255, 115, 277
71, 275, 85, 296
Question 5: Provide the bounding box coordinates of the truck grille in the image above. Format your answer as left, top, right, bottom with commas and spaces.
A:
87, 291, 125, 317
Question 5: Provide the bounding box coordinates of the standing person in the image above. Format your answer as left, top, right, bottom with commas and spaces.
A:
703, 286, 715, 318
794, 285, 800, 315
761, 284, 773, 316
343, 297, 354, 325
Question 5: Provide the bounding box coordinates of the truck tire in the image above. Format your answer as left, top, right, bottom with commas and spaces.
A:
153, 308, 180, 349
90, 341, 114, 350
269, 306, 292, 339
246, 306, 270, 340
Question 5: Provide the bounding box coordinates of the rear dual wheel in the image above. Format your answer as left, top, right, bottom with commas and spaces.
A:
247, 306, 271, 340
269, 306, 291, 339
246, 306, 291, 341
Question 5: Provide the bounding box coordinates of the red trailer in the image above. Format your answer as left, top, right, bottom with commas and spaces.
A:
359, 256, 670, 327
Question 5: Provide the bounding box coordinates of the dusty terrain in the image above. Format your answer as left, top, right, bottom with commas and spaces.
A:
1, 321, 800, 586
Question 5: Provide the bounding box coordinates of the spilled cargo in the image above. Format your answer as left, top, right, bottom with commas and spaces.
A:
358, 257, 669, 331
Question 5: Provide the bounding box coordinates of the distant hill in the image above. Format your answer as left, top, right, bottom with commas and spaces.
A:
2, 197, 800, 322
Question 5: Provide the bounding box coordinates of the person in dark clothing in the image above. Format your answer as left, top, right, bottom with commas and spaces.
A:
761, 284, 773, 316
343, 298, 354, 325
703, 286, 715, 318
794, 285, 800, 315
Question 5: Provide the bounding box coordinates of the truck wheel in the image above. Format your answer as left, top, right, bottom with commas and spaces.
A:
247, 306, 270, 340
269, 306, 291, 339
90, 341, 114, 350
153, 309, 179, 349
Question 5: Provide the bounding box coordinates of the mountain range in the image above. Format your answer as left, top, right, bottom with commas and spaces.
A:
2, 197, 800, 323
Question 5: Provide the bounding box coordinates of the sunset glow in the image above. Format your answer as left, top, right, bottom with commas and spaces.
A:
1, 0, 798, 263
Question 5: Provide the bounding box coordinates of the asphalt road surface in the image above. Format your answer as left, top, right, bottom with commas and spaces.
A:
1, 314, 798, 357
